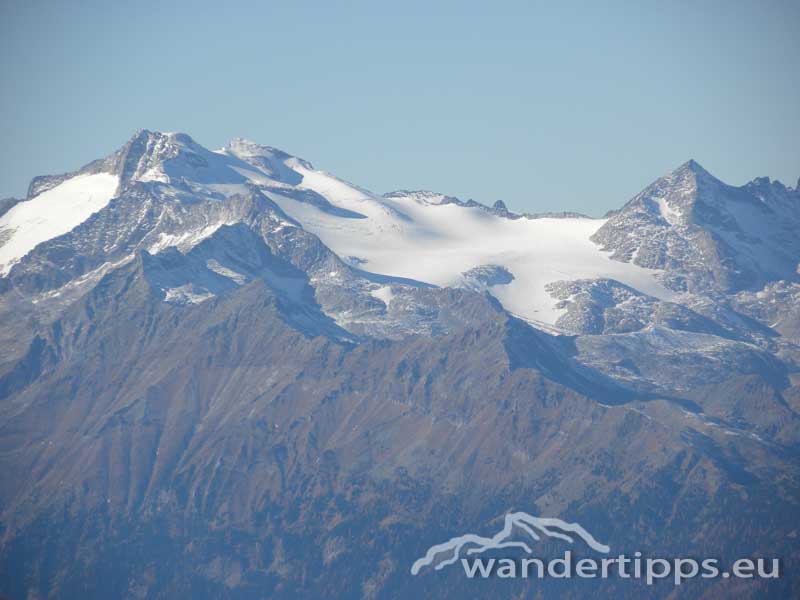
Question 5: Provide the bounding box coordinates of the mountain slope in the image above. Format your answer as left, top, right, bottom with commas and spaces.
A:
1, 131, 799, 599
1, 251, 797, 599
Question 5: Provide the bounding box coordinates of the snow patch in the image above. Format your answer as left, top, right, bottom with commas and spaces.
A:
163, 285, 215, 305
149, 223, 226, 254
0, 173, 119, 275
206, 259, 248, 284
656, 197, 681, 225
370, 285, 394, 306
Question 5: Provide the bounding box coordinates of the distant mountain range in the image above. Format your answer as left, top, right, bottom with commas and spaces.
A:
1, 131, 798, 599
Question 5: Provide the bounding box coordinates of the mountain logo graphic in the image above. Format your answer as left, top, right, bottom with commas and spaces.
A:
411, 512, 610, 575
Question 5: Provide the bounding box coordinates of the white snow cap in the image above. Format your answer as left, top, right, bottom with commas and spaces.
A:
0, 173, 119, 275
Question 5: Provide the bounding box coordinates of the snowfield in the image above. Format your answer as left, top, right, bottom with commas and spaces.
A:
0, 173, 119, 275
259, 163, 675, 326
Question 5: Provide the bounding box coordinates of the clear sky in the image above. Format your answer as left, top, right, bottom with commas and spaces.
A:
1, 0, 798, 215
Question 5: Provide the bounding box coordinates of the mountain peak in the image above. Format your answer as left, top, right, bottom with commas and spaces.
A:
225, 137, 295, 162
684, 158, 704, 171
226, 137, 272, 155
223, 138, 311, 184
654, 159, 728, 201
126, 129, 196, 148
111, 129, 198, 182
673, 158, 713, 180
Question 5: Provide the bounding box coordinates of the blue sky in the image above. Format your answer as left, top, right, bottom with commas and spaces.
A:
1, 0, 798, 215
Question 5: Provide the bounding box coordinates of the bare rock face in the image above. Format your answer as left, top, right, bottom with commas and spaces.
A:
1, 133, 799, 599
460, 264, 515, 291
734, 281, 800, 343
592, 160, 800, 293
546, 278, 723, 336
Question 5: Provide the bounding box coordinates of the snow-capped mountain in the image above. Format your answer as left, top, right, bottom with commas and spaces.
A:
593, 159, 800, 293
3, 131, 798, 340
1, 131, 799, 599
2, 129, 799, 366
